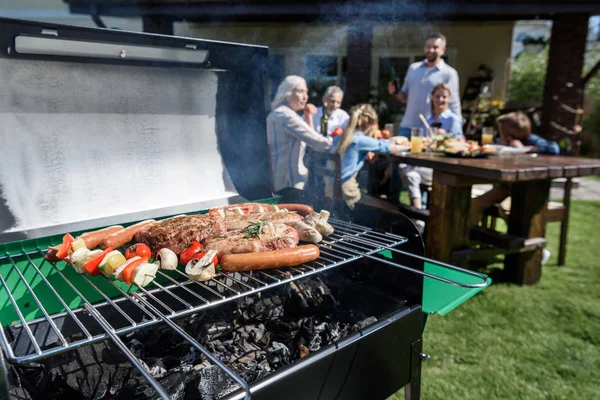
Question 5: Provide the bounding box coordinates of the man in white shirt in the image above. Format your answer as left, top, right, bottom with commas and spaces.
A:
312, 86, 350, 136
388, 33, 461, 138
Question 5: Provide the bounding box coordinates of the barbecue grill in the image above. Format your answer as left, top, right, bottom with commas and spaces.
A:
0, 18, 491, 400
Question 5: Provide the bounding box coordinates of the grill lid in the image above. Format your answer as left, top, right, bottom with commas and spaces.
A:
0, 17, 272, 244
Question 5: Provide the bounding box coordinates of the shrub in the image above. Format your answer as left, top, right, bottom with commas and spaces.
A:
508, 49, 548, 103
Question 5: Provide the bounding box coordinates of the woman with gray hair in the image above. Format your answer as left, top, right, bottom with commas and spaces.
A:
266, 75, 332, 201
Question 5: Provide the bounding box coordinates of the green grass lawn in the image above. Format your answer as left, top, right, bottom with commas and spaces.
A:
388, 200, 600, 399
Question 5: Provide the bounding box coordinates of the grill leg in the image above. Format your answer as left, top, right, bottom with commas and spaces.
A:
405, 339, 422, 400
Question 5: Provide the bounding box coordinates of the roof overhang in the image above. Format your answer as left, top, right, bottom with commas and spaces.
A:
64, 1, 600, 23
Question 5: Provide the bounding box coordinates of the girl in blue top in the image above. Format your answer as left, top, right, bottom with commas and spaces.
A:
424, 83, 463, 137
325, 104, 402, 208
401, 83, 463, 211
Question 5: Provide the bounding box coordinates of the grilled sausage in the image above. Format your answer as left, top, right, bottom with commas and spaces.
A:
276, 204, 314, 216
44, 247, 60, 262
99, 220, 156, 250
219, 244, 319, 272
80, 225, 124, 249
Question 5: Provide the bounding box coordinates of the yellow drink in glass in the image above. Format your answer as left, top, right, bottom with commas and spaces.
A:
482, 133, 494, 145
411, 136, 423, 152
481, 127, 495, 145
410, 128, 424, 152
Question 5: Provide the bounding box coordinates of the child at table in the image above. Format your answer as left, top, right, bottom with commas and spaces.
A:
324, 104, 403, 208
471, 111, 558, 264
471, 112, 559, 222
494, 111, 560, 154
400, 83, 463, 211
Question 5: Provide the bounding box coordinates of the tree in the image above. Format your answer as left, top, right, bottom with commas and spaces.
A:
508, 49, 548, 103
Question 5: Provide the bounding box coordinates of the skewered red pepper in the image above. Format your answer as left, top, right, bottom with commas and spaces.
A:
55, 233, 75, 260
83, 247, 113, 276
123, 258, 145, 285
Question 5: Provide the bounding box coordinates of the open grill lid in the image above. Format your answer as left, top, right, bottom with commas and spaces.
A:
0, 17, 272, 244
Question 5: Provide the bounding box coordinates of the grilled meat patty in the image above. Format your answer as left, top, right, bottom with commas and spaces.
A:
134, 214, 226, 255
203, 222, 299, 256
223, 211, 303, 231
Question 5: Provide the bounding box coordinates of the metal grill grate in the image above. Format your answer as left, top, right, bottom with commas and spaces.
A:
0, 218, 490, 400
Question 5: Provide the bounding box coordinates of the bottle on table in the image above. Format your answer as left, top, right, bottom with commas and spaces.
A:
320, 102, 329, 137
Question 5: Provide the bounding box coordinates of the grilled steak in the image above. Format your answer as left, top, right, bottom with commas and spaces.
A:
134, 214, 226, 254
203, 222, 299, 255
223, 211, 303, 231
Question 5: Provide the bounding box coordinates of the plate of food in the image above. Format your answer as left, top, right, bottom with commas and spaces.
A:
483, 144, 532, 155
389, 136, 411, 152
437, 139, 496, 158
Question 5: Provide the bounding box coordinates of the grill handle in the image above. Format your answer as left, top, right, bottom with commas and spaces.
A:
377, 248, 491, 289
323, 237, 490, 289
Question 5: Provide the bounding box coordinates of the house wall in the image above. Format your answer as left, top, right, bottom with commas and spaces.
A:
0, 0, 514, 101
176, 20, 514, 100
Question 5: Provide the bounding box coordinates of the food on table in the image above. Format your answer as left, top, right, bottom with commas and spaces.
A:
203, 221, 299, 256
381, 129, 391, 139
185, 249, 218, 281
219, 244, 320, 272
179, 241, 204, 265
437, 138, 496, 157
125, 243, 152, 262
390, 136, 410, 146
134, 214, 227, 255
99, 220, 156, 250
155, 248, 178, 270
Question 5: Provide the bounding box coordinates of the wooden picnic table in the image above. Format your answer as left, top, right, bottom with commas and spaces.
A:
391, 152, 600, 284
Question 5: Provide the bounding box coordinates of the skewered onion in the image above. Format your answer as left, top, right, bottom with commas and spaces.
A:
132, 262, 159, 287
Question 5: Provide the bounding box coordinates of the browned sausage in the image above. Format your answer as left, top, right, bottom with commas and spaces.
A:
44, 247, 61, 262
80, 225, 124, 249
99, 220, 156, 249
276, 204, 313, 216
220, 244, 320, 272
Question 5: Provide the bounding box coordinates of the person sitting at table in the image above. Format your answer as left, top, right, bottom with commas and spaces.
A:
471, 111, 560, 225
305, 86, 351, 199
312, 86, 350, 136
266, 75, 332, 203
400, 83, 463, 211
494, 111, 560, 154
325, 103, 402, 208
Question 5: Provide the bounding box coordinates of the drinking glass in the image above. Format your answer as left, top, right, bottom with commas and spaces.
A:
426, 127, 438, 152
410, 128, 424, 153
481, 127, 496, 145
384, 123, 395, 137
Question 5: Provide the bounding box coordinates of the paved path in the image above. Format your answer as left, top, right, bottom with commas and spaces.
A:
562, 177, 600, 201
473, 177, 600, 202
